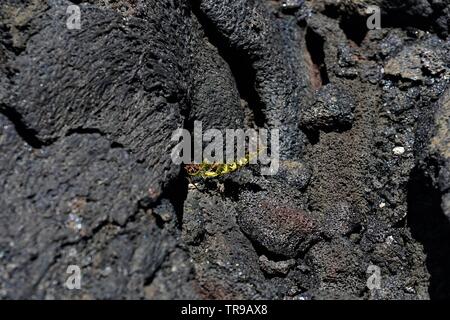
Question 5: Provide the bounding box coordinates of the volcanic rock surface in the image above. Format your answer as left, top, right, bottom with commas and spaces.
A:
1, 0, 450, 299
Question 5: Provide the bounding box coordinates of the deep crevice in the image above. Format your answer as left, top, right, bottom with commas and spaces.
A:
407, 167, 450, 300
222, 178, 264, 202
162, 170, 189, 229
305, 27, 329, 90
244, 232, 293, 263
110, 141, 125, 149
66, 127, 128, 149
339, 14, 368, 46
0, 106, 52, 148
303, 129, 320, 145
191, 4, 267, 127
66, 127, 106, 136
320, 4, 368, 45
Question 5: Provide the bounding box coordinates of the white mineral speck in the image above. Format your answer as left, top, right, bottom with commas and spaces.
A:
102, 266, 112, 276
188, 183, 196, 190
405, 286, 416, 294
67, 213, 83, 230
386, 235, 394, 245
393, 146, 405, 155
68, 248, 78, 257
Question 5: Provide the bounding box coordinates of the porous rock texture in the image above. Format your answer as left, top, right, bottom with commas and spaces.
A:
0, 0, 449, 299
